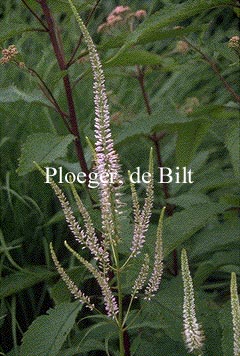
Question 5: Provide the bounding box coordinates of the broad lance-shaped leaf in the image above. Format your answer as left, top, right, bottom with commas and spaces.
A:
0, 267, 55, 299
231, 272, 240, 356
0, 25, 44, 44
17, 133, 74, 175
0, 85, 50, 105
101, 24, 204, 50
20, 302, 82, 356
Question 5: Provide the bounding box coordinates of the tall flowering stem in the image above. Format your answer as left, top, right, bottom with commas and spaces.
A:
67, 0, 123, 258
231, 272, 240, 356
181, 249, 205, 355
66, 3, 126, 353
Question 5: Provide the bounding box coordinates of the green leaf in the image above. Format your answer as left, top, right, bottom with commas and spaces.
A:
132, 277, 184, 341
25, 0, 95, 14
0, 86, 50, 105
225, 121, 240, 177
167, 192, 210, 209
163, 203, 228, 256
176, 121, 211, 168
0, 25, 44, 44
57, 341, 106, 356
194, 250, 240, 286
105, 49, 164, 67
189, 222, 240, 260
0, 267, 55, 298
20, 302, 82, 356
108, 0, 233, 62
115, 106, 195, 145
101, 25, 203, 50
17, 133, 74, 175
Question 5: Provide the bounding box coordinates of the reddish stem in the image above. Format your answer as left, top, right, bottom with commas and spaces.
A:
38, 0, 89, 177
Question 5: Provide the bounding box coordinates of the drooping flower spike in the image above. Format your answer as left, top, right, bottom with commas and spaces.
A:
181, 249, 205, 354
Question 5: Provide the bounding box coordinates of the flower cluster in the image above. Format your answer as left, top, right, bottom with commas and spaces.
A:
97, 6, 146, 32
132, 254, 149, 297
144, 207, 165, 300
228, 36, 240, 49
175, 40, 189, 54
34, 163, 109, 269
130, 149, 154, 258
65, 241, 118, 318
50, 243, 94, 310
0, 45, 18, 64
181, 249, 205, 353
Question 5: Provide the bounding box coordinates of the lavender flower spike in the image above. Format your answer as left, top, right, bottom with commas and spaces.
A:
34, 162, 86, 244
64, 241, 119, 319
144, 206, 165, 300
67, 0, 123, 246
70, 183, 110, 270
50, 243, 94, 311
231, 272, 240, 356
34, 162, 107, 265
181, 249, 205, 354
130, 148, 154, 257
132, 254, 149, 297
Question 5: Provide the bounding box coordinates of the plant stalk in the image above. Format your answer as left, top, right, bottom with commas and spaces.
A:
38, 0, 89, 177
184, 37, 240, 104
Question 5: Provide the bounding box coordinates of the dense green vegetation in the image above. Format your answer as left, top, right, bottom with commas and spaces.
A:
0, 0, 239, 355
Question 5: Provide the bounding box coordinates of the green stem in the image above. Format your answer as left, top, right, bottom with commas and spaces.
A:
122, 294, 135, 326
116, 265, 125, 356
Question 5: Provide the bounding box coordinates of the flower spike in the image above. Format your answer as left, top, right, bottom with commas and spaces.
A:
231, 272, 240, 356
132, 254, 149, 297
144, 206, 165, 300
64, 240, 118, 319
130, 148, 154, 257
67, 0, 123, 248
50, 243, 94, 310
181, 249, 205, 354
34, 162, 105, 264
